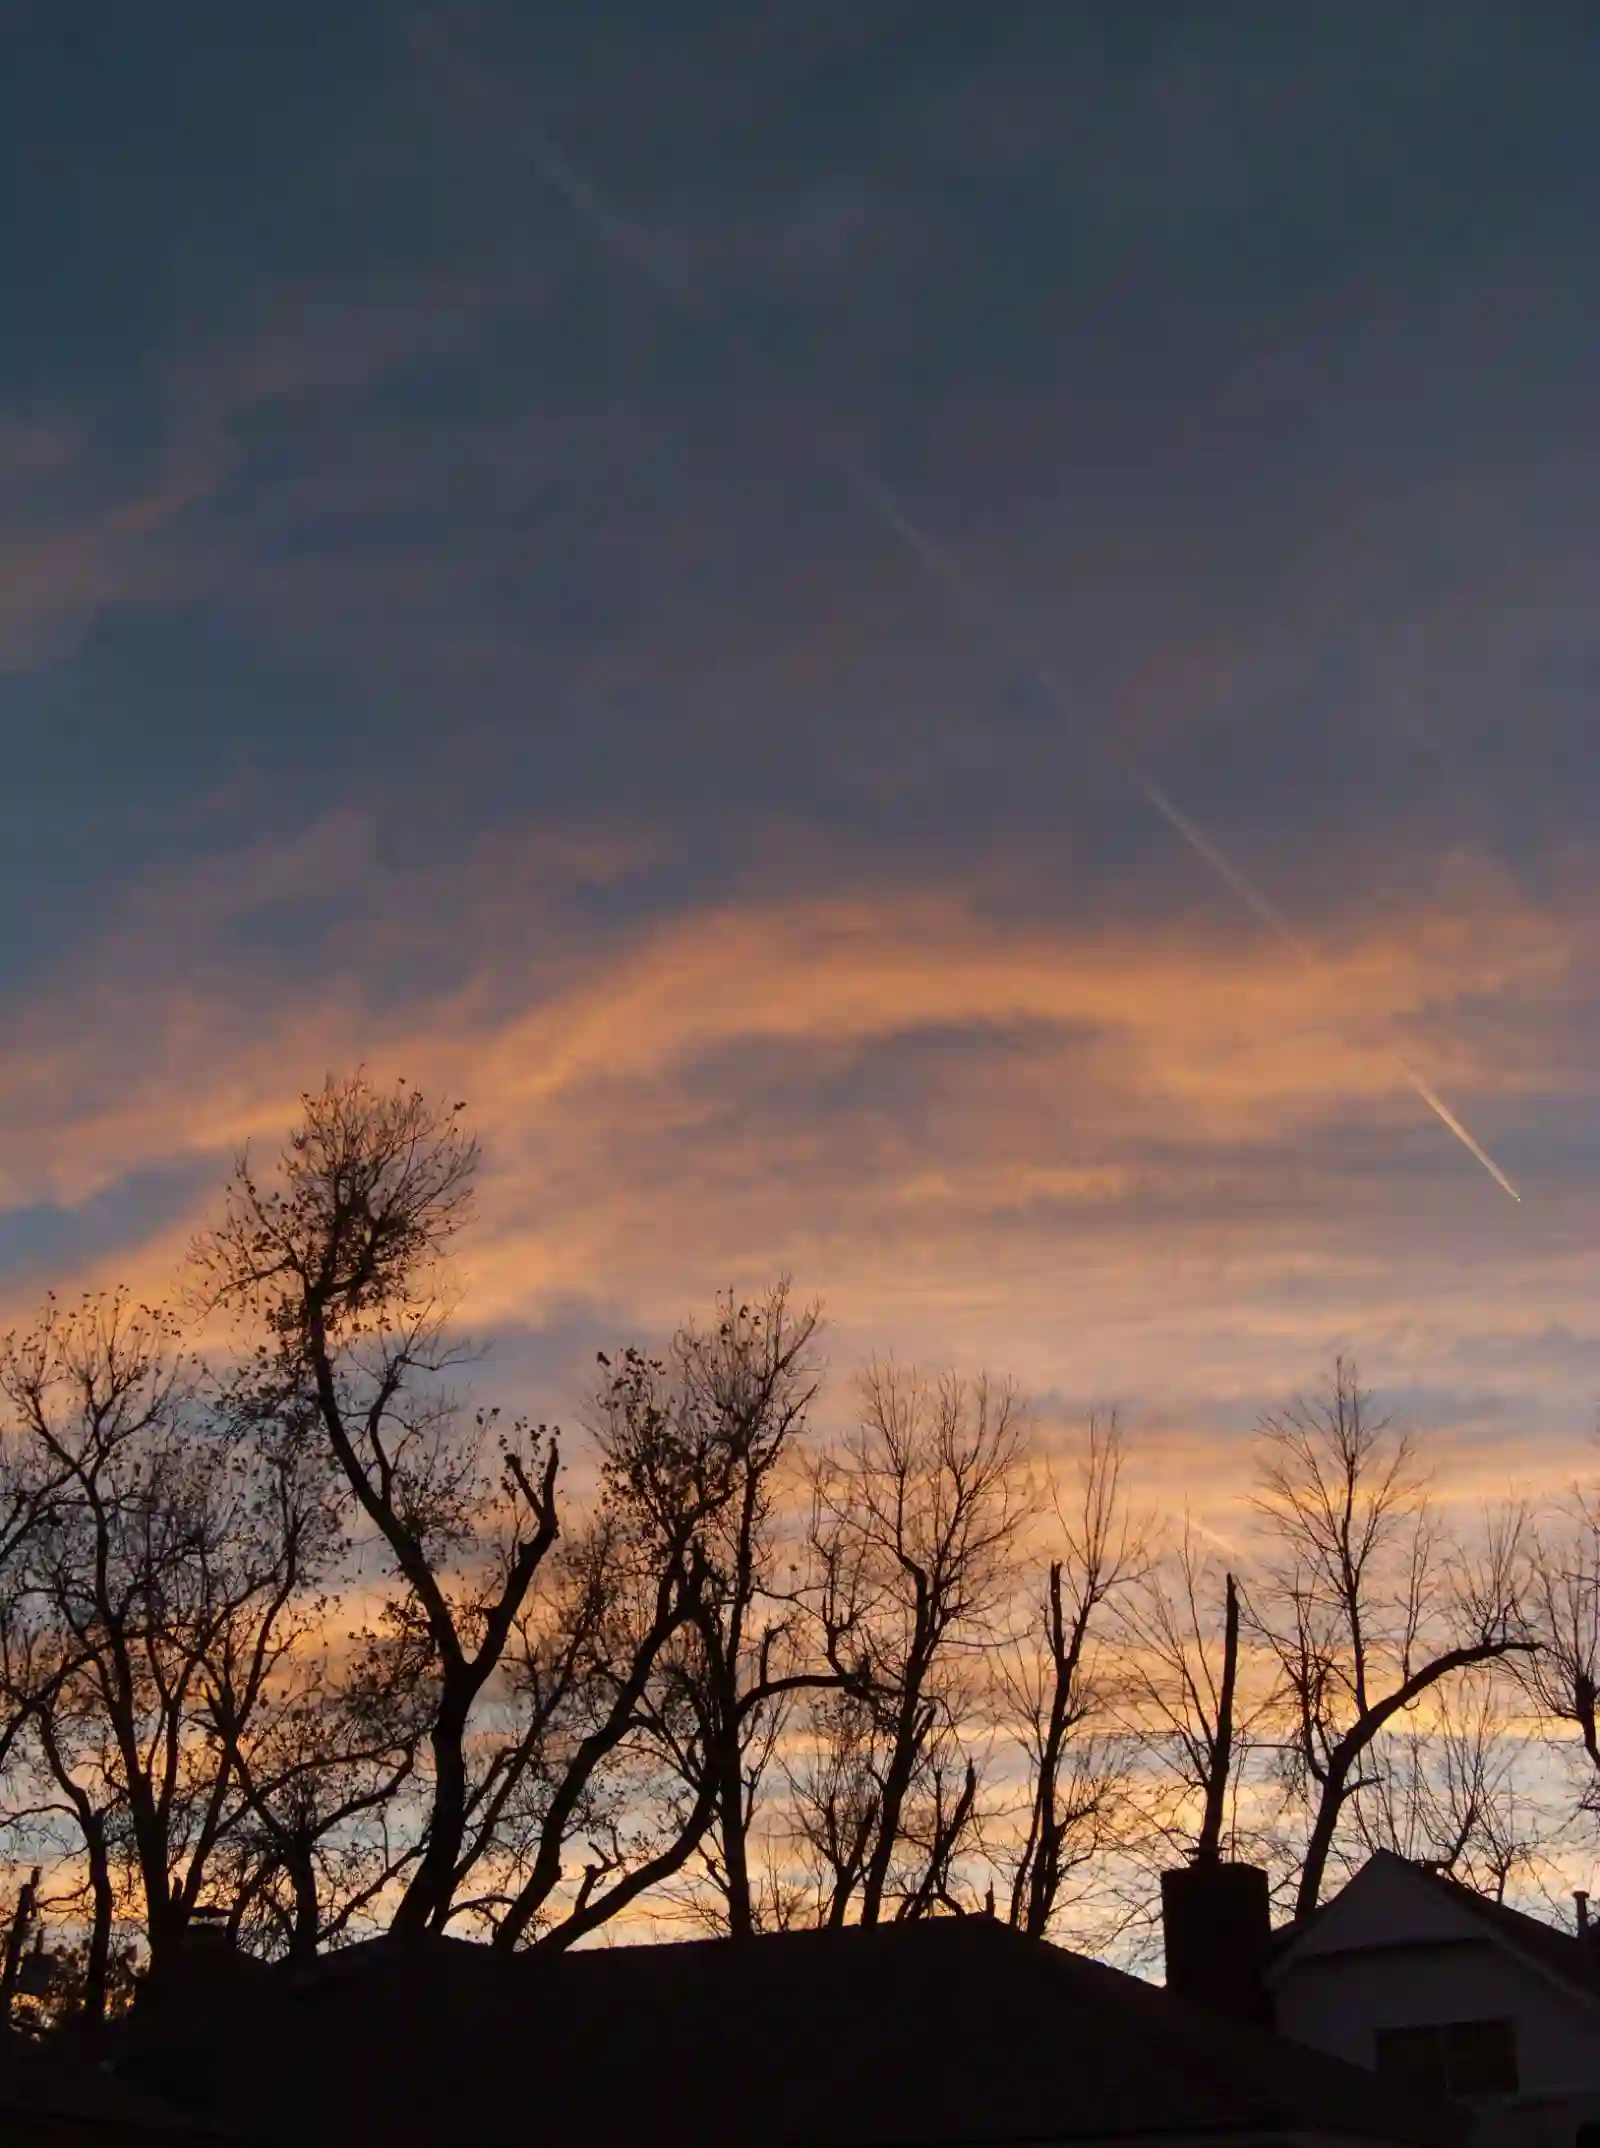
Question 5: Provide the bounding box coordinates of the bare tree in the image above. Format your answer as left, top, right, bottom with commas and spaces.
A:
0, 1579, 125, 2025
0, 1292, 325, 2007
798, 1365, 1031, 1925
0, 1868, 39, 2021
1524, 1486, 1600, 1791
1119, 1524, 1280, 1870
196, 1076, 561, 1937
442, 1289, 822, 1952
1353, 1669, 1546, 1903
783, 1686, 882, 1927
627, 1287, 841, 1937
0, 1636, 123, 2021
1250, 1359, 1531, 1917
470, 1451, 713, 1951
1000, 1413, 1145, 1937
198, 1081, 852, 1951
9, 1077, 1570, 1968
205, 1608, 429, 1960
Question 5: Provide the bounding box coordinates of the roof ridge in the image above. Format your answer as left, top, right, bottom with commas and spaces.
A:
1377, 1850, 1586, 1949
1281, 1852, 1600, 2010
94, 1911, 1469, 2148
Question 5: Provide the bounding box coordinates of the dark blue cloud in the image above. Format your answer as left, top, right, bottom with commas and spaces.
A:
1, 0, 1597, 995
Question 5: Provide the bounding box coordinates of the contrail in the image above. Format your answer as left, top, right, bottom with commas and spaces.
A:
1393, 1062, 1522, 1205
412, 16, 1521, 1205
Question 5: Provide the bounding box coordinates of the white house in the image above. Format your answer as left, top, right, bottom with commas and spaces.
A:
1269, 1852, 1600, 2148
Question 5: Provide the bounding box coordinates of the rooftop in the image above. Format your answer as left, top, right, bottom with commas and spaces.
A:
108, 1912, 1466, 2148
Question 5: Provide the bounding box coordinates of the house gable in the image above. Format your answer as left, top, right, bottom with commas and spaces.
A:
1270, 1856, 1600, 2120
1271, 1859, 1490, 1970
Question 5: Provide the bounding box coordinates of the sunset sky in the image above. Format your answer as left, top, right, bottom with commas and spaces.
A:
3, 4, 1598, 1516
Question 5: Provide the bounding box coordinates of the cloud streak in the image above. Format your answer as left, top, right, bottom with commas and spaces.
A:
3, 5, 1598, 1538
0, 828, 1586, 1513
409, 15, 1526, 1204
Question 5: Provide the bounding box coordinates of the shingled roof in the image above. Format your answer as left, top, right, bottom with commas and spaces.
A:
106, 1913, 1466, 2148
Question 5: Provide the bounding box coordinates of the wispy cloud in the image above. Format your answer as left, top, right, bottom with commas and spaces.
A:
0, 824, 1590, 1506
0, 426, 225, 672
4, 0, 1597, 1537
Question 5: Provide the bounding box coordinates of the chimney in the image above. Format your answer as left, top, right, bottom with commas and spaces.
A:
135, 1905, 264, 2024
1577, 1891, 1591, 1939
1161, 1860, 1272, 2026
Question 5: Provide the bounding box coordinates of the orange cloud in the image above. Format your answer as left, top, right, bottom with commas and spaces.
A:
0, 830, 1593, 1517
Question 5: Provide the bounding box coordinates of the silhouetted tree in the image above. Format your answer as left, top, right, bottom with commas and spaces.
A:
485, 1288, 833, 1947
0, 1079, 1573, 1969
1249, 1359, 1532, 1916
1000, 1413, 1144, 1937
622, 1287, 849, 1937
205, 1607, 429, 1960
196, 1076, 561, 1937
471, 1468, 710, 1950
1523, 1487, 1600, 1777
0, 1292, 325, 2008
0, 1868, 39, 2022
797, 1366, 1030, 1924
1353, 1668, 1544, 1903
1120, 1531, 1272, 1869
